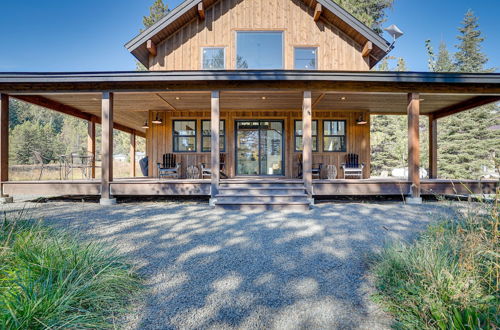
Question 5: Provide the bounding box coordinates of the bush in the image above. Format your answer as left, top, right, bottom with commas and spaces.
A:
0, 211, 141, 329
372, 195, 499, 329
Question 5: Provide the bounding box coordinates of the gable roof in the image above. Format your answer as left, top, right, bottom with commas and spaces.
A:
125, 0, 392, 68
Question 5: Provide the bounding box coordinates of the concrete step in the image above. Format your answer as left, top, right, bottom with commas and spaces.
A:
218, 187, 307, 195
219, 183, 304, 188
214, 201, 311, 211
216, 194, 309, 203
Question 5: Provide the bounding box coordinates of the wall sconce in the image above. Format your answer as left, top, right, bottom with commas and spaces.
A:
356, 114, 367, 125
152, 114, 163, 124
141, 121, 149, 129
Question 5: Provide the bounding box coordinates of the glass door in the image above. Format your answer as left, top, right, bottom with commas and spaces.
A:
236, 120, 284, 176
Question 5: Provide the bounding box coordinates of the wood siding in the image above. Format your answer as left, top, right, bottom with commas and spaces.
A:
146, 109, 370, 179
149, 0, 369, 70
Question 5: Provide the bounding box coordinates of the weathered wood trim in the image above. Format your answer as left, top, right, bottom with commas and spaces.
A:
407, 93, 420, 197
111, 182, 210, 195
303, 91, 313, 196
211, 91, 220, 198
432, 96, 500, 119
101, 92, 114, 199
429, 114, 438, 179
130, 131, 136, 177
87, 120, 96, 178
197, 2, 205, 20
2, 181, 101, 195
0, 94, 9, 189
146, 40, 157, 56
362, 41, 373, 57
313, 3, 322, 22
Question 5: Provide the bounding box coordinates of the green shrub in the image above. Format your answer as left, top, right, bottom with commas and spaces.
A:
0, 211, 141, 329
372, 195, 499, 329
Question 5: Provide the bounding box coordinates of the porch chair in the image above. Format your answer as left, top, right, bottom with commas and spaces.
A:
297, 153, 323, 179
341, 153, 364, 179
200, 153, 227, 179
157, 153, 181, 179
33, 151, 57, 181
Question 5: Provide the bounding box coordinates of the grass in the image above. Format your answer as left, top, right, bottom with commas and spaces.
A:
372, 193, 500, 329
0, 210, 142, 329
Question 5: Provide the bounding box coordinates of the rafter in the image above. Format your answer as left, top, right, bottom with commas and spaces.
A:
432, 96, 500, 119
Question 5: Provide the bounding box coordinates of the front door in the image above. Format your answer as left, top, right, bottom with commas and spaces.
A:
235, 120, 284, 176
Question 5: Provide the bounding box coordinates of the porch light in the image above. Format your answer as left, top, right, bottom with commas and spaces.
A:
356, 115, 367, 125
152, 115, 163, 124
340, 96, 347, 101
142, 121, 149, 129
175, 97, 180, 100
261, 96, 267, 100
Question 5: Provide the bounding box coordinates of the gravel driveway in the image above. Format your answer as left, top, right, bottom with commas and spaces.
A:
3, 199, 452, 329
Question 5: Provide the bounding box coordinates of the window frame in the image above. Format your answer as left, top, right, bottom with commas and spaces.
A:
294, 47, 318, 70
201, 119, 226, 152
172, 120, 197, 153
294, 120, 318, 152
322, 120, 347, 152
235, 31, 285, 70
201, 47, 226, 70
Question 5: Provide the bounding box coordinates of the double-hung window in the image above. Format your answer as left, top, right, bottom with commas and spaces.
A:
201, 120, 226, 152
323, 120, 346, 152
294, 120, 318, 152
202, 47, 225, 69
173, 120, 197, 152
236, 31, 284, 69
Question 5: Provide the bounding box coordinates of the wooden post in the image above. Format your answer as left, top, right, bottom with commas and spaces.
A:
429, 114, 438, 179
130, 131, 136, 177
100, 92, 115, 205
87, 119, 96, 179
0, 94, 12, 202
302, 91, 313, 197
407, 93, 421, 201
210, 91, 220, 202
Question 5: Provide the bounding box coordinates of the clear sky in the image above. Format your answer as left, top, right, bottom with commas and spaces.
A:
0, 0, 498, 72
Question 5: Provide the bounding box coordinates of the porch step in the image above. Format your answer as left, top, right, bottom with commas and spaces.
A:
216, 194, 310, 203
214, 201, 311, 211
218, 187, 307, 195
219, 182, 304, 188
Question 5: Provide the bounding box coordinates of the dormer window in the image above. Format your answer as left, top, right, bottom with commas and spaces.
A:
202, 47, 225, 69
236, 31, 284, 69
294, 47, 317, 70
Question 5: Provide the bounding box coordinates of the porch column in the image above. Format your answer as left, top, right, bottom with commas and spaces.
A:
302, 91, 313, 197
87, 119, 96, 179
210, 91, 220, 202
428, 114, 438, 179
407, 93, 421, 203
130, 130, 136, 177
100, 92, 116, 205
0, 94, 12, 203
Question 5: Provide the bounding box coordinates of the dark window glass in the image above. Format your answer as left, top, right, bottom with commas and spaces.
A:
294, 47, 317, 70
201, 120, 225, 152
294, 120, 318, 152
202, 47, 225, 69
323, 120, 346, 152
173, 120, 197, 152
236, 32, 283, 69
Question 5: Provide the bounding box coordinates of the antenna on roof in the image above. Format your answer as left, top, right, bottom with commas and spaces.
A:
384, 24, 404, 51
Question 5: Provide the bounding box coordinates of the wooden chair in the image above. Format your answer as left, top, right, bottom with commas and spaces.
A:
201, 153, 227, 179
341, 153, 364, 179
157, 153, 181, 179
297, 153, 322, 179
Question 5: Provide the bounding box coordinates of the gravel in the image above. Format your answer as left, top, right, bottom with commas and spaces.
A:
2, 199, 453, 329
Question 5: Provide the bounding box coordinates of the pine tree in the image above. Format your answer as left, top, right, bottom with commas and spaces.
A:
142, 0, 169, 30
454, 10, 489, 73
435, 41, 454, 72
332, 0, 394, 34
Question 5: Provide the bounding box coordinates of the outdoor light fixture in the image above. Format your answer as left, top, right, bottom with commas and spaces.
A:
356, 114, 367, 125
175, 97, 180, 100
152, 115, 163, 124
340, 96, 347, 101
141, 121, 149, 129
261, 96, 267, 100
384, 24, 404, 51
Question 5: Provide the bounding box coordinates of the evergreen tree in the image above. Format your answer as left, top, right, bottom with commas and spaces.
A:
332, 0, 394, 34
143, 0, 169, 30
454, 10, 489, 73
435, 41, 454, 72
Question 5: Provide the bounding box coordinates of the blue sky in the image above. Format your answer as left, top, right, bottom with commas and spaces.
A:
0, 0, 498, 72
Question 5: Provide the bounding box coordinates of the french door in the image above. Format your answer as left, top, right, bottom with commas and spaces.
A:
235, 120, 285, 176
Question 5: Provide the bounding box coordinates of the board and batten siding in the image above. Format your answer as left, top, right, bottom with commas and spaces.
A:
147, 110, 370, 179
148, 0, 369, 71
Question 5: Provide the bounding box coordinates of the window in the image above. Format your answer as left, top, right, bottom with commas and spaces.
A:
202, 47, 225, 69
294, 47, 317, 70
323, 120, 346, 152
201, 120, 226, 152
236, 31, 283, 69
294, 120, 318, 152
173, 120, 197, 152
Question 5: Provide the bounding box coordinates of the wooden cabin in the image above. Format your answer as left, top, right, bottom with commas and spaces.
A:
0, 0, 498, 208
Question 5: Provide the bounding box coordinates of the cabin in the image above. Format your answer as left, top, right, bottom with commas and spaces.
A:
0, 0, 499, 209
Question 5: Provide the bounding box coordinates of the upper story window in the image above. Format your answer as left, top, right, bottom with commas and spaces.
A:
323, 120, 346, 152
202, 47, 225, 69
294, 47, 317, 70
236, 31, 283, 69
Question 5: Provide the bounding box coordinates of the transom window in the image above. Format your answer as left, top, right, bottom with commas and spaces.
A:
201, 120, 226, 152
323, 120, 346, 152
173, 120, 197, 152
294, 47, 317, 70
294, 120, 318, 152
202, 47, 225, 69
236, 31, 283, 69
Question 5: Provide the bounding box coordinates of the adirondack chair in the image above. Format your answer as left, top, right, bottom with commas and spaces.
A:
297, 153, 322, 179
157, 153, 181, 179
341, 153, 364, 179
200, 153, 227, 179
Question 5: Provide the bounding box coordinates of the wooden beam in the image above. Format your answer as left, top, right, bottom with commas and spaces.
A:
432, 96, 500, 119
155, 93, 177, 110
303, 91, 313, 196
210, 91, 220, 199
429, 114, 438, 179
146, 39, 157, 56
130, 131, 136, 177
87, 119, 96, 179
407, 93, 420, 198
197, 2, 205, 20
362, 41, 373, 57
0, 94, 9, 186
100, 92, 114, 203
312, 92, 325, 108
313, 3, 322, 22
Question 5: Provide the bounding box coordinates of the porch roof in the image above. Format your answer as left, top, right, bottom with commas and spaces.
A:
1, 70, 499, 134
